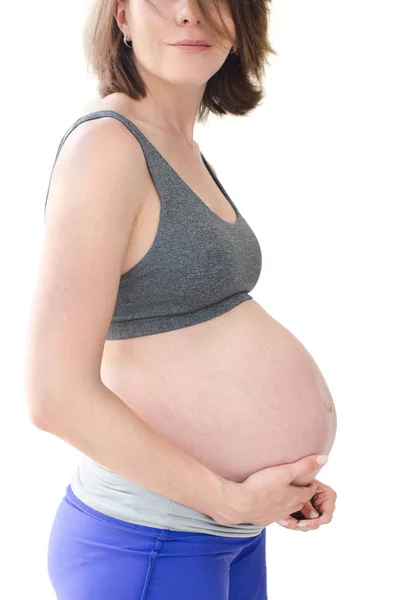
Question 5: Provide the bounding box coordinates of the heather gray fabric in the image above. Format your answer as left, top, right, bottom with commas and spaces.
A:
44, 109, 263, 339
45, 110, 264, 537
69, 454, 265, 538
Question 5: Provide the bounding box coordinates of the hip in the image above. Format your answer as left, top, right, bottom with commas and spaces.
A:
47, 473, 268, 599
68, 454, 264, 538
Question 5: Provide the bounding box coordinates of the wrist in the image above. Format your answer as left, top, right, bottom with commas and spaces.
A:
209, 477, 244, 526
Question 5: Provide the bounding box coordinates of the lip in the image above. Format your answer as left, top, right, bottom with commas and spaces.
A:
171, 39, 211, 47
170, 44, 212, 52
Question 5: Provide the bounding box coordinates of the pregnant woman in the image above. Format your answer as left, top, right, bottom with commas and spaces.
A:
25, 1, 337, 598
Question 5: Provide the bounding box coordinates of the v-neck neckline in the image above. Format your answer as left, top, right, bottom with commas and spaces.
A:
92, 110, 241, 226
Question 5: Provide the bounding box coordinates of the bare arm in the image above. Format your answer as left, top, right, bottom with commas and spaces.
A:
34, 380, 228, 521
25, 117, 232, 522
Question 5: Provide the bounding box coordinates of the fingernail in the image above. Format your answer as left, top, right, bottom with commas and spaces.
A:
278, 520, 288, 526
316, 455, 329, 465
309, 510, 319, 518
297, 521, 308, 527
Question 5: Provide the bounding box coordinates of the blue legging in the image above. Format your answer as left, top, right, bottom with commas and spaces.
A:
47, 485, 268, 599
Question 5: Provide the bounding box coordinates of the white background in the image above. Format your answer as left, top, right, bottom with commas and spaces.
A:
1, 0, 399, 598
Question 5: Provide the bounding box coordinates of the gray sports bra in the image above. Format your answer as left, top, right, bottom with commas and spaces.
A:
44, 110, 262, 339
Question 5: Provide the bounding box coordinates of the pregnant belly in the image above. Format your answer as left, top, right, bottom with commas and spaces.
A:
101, 300, 337, 485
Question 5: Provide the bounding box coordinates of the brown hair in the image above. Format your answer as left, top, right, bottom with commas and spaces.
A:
83, 0, 277, 124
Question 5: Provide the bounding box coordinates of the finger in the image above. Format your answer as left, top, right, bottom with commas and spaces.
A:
286, 454, 329, 482
277, 516, 301, 529
278, 515, 319, 531
277, 496, 325, 531
278, 510, 318, 530
315, 505, 335, 525
313, 495, 336, 525
296, 507, 336, 529
301, 500, 320, 520
296, 517, 321, 530
299, 482, 318, 504
278, 499, 319, 530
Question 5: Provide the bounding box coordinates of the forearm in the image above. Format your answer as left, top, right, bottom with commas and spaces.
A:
33, 381, 230, 521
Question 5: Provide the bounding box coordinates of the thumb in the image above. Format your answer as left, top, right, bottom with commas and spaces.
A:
287, 454, 329, 482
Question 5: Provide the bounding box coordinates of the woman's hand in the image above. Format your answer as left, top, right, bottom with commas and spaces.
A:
214, 454, 326, 527
277, 479, 337, 531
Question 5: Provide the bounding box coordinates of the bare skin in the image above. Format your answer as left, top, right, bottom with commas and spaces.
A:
81, 90, 337, 487
73, 0, 337, 488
